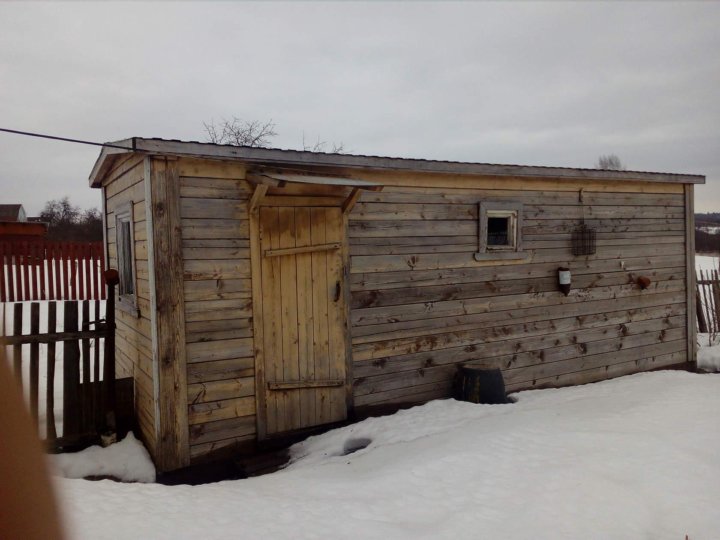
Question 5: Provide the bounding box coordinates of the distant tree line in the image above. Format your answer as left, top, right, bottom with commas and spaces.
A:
595, 154, 625, 170
695, 214, 720, 253
38, 197, 102, 242
696, 229, 720, 254
695, 213, 720, 225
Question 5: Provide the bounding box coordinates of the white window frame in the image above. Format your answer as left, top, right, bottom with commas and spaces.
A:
115, 202, 138, 314
475, 201, 526, 261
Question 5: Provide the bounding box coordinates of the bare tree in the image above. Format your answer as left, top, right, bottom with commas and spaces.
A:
203, 117, 278, 147
39, 197, 102, 241
39, 197, 80, 227
596, 154, 626, 170
302, 132, 345, 153
202, 117, 348, 153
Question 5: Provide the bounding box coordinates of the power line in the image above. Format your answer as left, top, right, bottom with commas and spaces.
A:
0, 128, 133, 151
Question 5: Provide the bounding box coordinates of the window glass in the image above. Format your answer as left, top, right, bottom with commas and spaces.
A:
487, 216, 510, 246
118, 220, 134, 296
475, 201, 524, 261
115, 201, 136, 307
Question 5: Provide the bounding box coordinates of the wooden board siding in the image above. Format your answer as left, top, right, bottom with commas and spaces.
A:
99, 149, 696, 471
685, 184, 697, 366
147, 157, 189, 470
177, 159, 257, 461
177, 165, 692, 459
348, 177, 689, 410
102, 154, 157, 454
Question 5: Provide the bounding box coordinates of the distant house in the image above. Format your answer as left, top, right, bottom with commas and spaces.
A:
0, 204, 47, 239
89, 137, 703, 472
0, 204, 27, 222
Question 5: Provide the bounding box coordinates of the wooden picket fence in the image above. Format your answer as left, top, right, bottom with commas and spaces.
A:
0, 240, 106, 302
0, 275, 118, 450
696, 269, 719, 334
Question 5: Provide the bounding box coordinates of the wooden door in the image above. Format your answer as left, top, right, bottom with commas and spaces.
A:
257, 206, 349, 436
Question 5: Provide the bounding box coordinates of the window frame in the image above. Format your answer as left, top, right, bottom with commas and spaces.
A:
115, 202, 138, 315
475, 201, 526, 261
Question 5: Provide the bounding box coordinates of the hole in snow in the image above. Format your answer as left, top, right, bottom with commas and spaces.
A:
342, 437, 372, 456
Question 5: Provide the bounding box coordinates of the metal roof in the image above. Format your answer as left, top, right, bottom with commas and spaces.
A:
89, 137, 706, 187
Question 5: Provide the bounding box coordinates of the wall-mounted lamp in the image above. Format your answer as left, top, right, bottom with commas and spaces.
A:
558, 267, 571, 296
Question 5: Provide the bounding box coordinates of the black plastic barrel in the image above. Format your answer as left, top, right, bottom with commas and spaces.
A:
454, 366, 510, 404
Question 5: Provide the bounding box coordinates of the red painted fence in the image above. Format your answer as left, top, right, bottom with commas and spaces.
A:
0, 240, 106, 302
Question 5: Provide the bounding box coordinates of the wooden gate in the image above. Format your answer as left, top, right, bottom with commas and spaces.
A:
256, 206, 349, 436
1, 271, 119, 450
697, 269, 720, 333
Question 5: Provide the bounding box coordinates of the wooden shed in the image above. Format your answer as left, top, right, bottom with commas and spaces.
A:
89, 138, 703, 472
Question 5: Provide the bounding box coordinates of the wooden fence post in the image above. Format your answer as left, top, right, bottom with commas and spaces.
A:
60, 242, 68, 300
103, 269, 118, 434
70, 243, 78, 301
0, 242, 5, 302
46, 303, 58, 440
47, 243, 55, 301
91, 244, 99, 301
29, 302, 40, 425
7, 248, 15, 302
697, 290, 708, 333
13, 246, 21, 302
81, 300, 91, 433
93, 299, 102, 429
53, 243, 62, 301
21, 241, 30, 301
99, 243, 107, 300
63, 301, 80, 437
12, 303, 22, 383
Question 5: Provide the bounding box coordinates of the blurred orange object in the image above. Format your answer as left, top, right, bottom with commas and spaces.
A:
0, 351, 65, 539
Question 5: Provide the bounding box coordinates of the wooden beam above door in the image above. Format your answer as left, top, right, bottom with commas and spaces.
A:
342, 188, 362, 215
247, 172, 383, 190
248, 184, 268, 213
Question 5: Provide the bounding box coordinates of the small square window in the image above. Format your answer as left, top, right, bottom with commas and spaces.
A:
487, 215, 512, 248
115, 202, 137, 313
118, 220, 134, 296
475, 202, 526, 261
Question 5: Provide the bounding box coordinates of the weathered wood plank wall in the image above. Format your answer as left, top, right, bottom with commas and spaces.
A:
347, 174, 688, 410
147, 156, 189, 470
177, 159, 256, 462
151, 157, 691, 464
102, 154, 157, 454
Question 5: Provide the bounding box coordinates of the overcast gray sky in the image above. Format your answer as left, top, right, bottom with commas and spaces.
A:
1, 1, 718, 215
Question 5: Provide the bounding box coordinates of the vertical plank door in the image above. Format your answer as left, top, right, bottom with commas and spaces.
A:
258, 206, 348, 435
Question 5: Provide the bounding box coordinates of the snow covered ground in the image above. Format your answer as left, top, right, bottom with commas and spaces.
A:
50, 432, 155, 483
696, 254, 718, 272
698, 333, 720, 371
7, 257, 717, 537
56, 371, 720, 540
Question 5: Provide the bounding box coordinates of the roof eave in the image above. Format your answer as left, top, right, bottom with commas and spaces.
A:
131, 138, 706, 184
88, 137, 706, 186
88, 138, 136, 188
